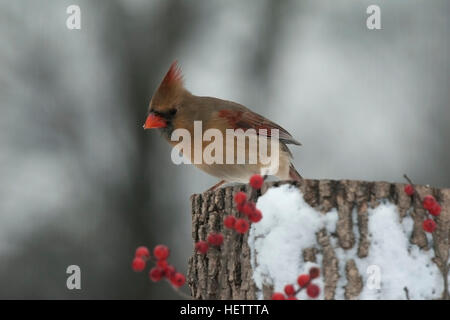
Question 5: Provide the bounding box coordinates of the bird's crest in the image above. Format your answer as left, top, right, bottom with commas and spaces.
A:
161, 60, 184, 88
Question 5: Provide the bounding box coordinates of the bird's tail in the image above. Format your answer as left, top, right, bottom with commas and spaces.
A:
289, 164, 302, 181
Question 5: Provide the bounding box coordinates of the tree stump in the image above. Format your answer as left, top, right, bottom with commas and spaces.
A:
187, 179, 450, 300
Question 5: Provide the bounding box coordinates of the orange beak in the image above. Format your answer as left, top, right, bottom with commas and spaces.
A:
143, 113, 167, 129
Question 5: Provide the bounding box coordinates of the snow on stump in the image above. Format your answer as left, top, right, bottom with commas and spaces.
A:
187, 179, 450, 300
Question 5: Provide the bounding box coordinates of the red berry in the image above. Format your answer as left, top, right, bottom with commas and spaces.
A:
170, 272, 186, 288
309, 267, 320, 279
306, 284, 320, 298
297, 274, 310, 288
236, 203, 245, 212
157, 260, 168, 269
428, 202, 441, 216
242, 202, 257, 216
287, 296, 298, 300
131, 257, 146, 272
153, 244, 170, 260
149, 267, 163, 282
207, 232, 224, 246
249, 174, 264, 189
135, 246, 150, 259
224, 215, 236, 229
234, 192, 247, 205
195, 241, 209, 254
423, 195, 436, 211
404, 184, 414, 196
271, 292, 286, 300
422, 219, 436, 233
234, 219, 250, 234
164, 265, 176, 278
249, 209, 263, 223
284, 284, 295, 296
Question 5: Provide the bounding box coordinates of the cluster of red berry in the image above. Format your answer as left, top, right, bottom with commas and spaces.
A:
132, 174, 323, 300
271, 267, 321, 300
195, 174, 265, 254
404, 183, 441, 233
131, 245, 186, 288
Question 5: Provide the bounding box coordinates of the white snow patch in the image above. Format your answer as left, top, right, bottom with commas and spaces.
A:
248, 184, 443, 300
354, 203, 442, 299
248, 184, 337, 300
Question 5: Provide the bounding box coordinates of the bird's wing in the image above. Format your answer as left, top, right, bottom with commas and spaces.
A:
217, 108, 301, 145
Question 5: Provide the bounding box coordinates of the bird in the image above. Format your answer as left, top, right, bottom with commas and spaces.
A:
144, 61, 302, 190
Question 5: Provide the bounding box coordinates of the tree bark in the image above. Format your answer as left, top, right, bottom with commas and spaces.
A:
187, 179, 450, 300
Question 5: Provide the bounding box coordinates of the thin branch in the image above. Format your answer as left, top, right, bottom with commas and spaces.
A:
403, 287, 411, 300
168, 282, 193, 300
403, 174, 424, 203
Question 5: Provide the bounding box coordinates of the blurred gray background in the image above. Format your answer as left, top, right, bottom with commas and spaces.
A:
0, 0, 449, 299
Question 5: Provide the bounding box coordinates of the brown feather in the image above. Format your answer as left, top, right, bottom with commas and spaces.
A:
217, 108, 301, 145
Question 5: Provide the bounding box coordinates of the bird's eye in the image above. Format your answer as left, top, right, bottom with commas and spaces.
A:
169, 108, 177, 116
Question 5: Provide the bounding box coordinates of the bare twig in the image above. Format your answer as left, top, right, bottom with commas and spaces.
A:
403, 286, 410, 300
169, 283, 194, 300
403, 174, 424, 203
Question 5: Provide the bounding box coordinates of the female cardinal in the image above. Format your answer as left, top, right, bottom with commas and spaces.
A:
144, 61, 302, 190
